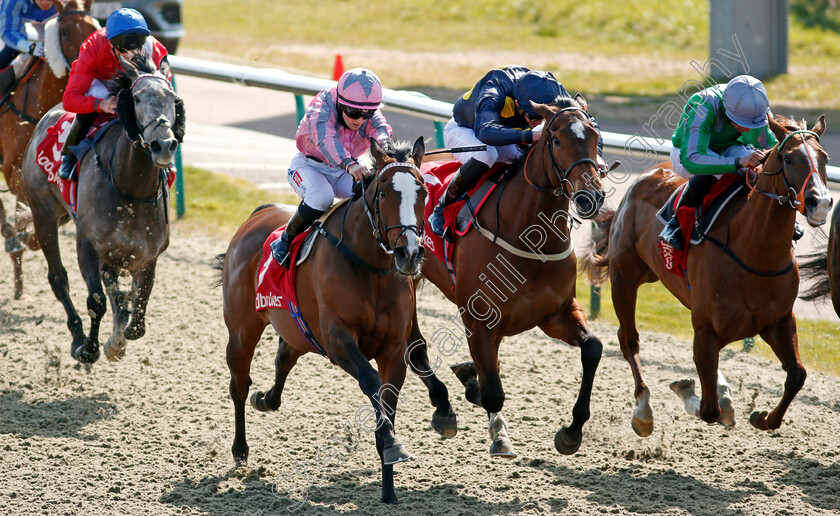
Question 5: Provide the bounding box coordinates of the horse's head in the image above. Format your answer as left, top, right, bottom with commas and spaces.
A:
368, 137, 428, 276
111, 54, 185, 167
46, 0, 99, 74
765, 115, 831, 227
530, 94, 605, 219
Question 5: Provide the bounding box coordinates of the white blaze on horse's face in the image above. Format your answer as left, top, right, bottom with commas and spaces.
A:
795, 142, 832, 225
570, 120, 586, 140
392, 171, 421, 251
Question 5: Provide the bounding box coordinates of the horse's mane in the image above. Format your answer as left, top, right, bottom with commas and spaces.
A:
774, 115, 807, 132
552, 96, 580, 110
380, 139, 415, 163
106, 54, 158, 95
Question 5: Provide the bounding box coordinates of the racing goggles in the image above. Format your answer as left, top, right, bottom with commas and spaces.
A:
110, 33, 148, 53
341, 105, 376, 120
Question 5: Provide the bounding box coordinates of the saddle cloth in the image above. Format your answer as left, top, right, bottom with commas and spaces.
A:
36, 113, 175, 216
655, 174, 744, 277
420, 160, 508, 266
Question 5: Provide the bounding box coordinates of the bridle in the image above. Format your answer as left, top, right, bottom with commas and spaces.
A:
55, 10, 96, 69
361, 161, 425, 255
523, 106, 603, 217
747, 129, 822, 214
125, 73, 176, 152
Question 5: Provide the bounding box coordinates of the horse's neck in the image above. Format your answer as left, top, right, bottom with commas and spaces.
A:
109, 131, 162, 199
327, 193, 395, 273
494, 151, 573, 247
732, 169, 797, 262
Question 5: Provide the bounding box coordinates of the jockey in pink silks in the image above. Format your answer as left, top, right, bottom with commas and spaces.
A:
270, 67, 393, 268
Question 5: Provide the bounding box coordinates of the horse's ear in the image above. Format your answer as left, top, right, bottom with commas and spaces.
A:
50, 0, 64, 14
532, 102, 553, 120
767, 114, 787, 143
411, 137, 425, 166
173, 97, 186, 143
574, 93, 589, 113
811, 114, 826, 137
83, 0, 94, 12
116, 89, 141, 141
369, 137, 385, 164
158, 57, 172, 80
117, 53, 139, 80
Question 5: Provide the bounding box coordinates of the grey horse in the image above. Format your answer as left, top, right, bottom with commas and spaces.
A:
20, 54, 185, 364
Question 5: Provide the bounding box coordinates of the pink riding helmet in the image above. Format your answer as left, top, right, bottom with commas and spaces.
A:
336, 68, 384, 109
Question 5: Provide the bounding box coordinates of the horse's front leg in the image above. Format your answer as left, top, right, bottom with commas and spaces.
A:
692, 326, 724, 424
74, 237, 105, 364
539, 297, 603, 455
328, 330, 411, 503
102, 263, 129, 362
754, 314, 807, 430
125, 259, 158, 341
374, 350, 410, 504
406, 309, 457, 437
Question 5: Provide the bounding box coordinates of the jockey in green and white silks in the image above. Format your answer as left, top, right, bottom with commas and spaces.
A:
660, 75, 780, 250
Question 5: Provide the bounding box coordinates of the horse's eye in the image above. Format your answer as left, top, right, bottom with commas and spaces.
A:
784, 157, 791, 165
133, 95, 140, 104
379, 191, 386, 199
552, 136, 561, 146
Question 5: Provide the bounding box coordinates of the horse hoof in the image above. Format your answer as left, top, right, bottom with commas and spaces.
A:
72, 344, 100, 364
554, 426, 582, 455
381, 494, 399, 505
4, 231, 27, 254
718, 395, 736, 428
250, 391, 271, 412
383, 442, 412, 465
431, 410, 458, 438
104, 337, 127, 362
631, 416, 653, 437
749, 410, 769, 430
124, 322, 146, 341
450, 361, 478, 386
489, 438, 517, 457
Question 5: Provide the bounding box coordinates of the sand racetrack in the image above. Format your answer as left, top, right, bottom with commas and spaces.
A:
2, 217, 840, 515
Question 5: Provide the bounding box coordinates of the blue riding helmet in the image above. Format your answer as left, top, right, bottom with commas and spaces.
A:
513, 70, 562, 118
105, 8, 151, 40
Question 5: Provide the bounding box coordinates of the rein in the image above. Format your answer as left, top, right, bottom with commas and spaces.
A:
0, 58, 42, 124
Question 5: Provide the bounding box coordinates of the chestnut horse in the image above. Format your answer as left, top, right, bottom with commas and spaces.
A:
219, 139, 427, 504
582, 115, 831, 435
410, 96, 607, 457
0, 0, 98, 299
800, 204, 840, 316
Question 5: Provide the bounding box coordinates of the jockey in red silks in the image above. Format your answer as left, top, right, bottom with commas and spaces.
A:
58, 7, 169, 181
270, 67, 393, 268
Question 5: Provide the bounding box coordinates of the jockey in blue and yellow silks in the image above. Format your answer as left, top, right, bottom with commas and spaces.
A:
428, 65, 606, 237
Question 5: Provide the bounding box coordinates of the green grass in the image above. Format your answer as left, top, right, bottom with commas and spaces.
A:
174, 166, 297, 236
182, 0, 840, 107
577, 278, 840, 376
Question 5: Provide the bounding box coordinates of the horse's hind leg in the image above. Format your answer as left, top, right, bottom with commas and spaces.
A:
226, 316, 266, 463
125, 259, 158, 341
670, 369, 735, 426
102, 264, 129, 362
250, 337, 302, 412
611, 260, 655, 437
407, 310, 457, 437
28, 198, 86, 355
539, 297, 603, 455
753, 314, 806, 431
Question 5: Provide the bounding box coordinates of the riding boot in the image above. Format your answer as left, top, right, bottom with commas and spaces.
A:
659, 175, 718, 251
270, 202, 325, 269
429, 158, 490, 237
0, 66, 15, 97
58, 113, 96, 181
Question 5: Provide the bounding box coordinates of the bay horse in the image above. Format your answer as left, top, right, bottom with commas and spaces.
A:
411, 95, 607, 457
582, 115, 830, 435
219, 139, 427, 504
0, 0, 98, 299
19, 54, 184, 364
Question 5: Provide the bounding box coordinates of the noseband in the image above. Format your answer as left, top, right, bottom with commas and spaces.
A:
362, 162, 424, 254
748, 129, 822, 213
524, 107, 600, 200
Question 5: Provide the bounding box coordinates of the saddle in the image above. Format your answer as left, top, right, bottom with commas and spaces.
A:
655, 174, 744, 277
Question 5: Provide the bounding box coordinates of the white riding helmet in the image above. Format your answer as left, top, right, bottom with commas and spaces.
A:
722, 75, 770, 129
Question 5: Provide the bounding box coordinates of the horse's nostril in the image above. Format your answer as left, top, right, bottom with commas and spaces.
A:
150, 141, 162, 153
805, 197, 818, 208
394, 248, 408, 261
169, 139, 178, 153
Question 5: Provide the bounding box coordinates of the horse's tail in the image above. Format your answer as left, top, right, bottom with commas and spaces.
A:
579, 209, 615, 286
211, 252, 226, 288
798, 246, 830, 301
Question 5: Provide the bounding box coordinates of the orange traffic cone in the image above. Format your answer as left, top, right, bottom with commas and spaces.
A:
332, 54, 344, 81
